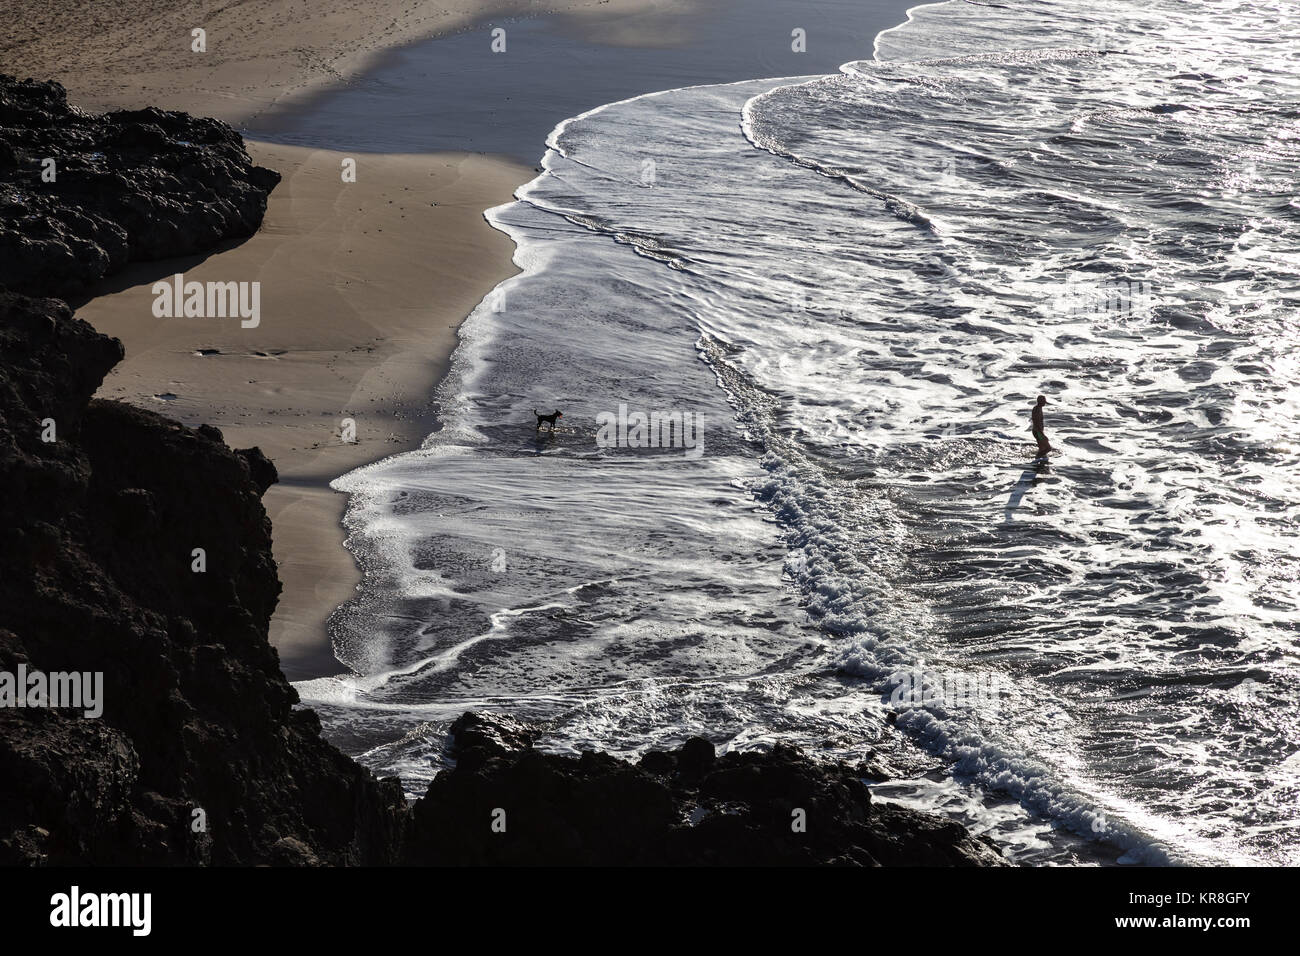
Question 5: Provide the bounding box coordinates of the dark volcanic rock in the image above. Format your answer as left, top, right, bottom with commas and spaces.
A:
0, 74, 279, 297
405, 713, 1007, 866
0, 75, 408, 866
0, 286, 406, 865
449, 711, 537, 765
677, 735, 716, 781
0, 75, 402, 864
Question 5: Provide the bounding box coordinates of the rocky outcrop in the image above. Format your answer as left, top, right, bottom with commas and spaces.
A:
0, 288, 407, 864
0, 74, 403, 865
406, 712, 1007, 866
0, 73, 279, 297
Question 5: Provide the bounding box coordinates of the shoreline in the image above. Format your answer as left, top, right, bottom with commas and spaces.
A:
2, 0, 918, 685
0, 1, 1038, 870
78, 142, 532, 680
0, 0, 713, 680
5, 0, 1281, 876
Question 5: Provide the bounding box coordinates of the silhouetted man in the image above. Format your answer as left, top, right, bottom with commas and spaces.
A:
1029, 395, 1051, 456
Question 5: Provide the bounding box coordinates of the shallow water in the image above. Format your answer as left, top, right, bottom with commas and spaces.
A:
295, 0, 1300, 866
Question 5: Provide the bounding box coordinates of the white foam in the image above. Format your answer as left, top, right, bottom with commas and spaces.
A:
300, 0, 1300, 865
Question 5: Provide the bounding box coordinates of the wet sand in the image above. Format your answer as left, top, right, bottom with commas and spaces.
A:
0, 0, 694, 124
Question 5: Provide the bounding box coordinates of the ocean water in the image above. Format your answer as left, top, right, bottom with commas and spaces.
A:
296, 0, 1300, 866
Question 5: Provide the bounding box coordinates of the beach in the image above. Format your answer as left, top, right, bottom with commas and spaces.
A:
0, 35, 1019, 872
77, 144, 529, 679
0, 0, 675, 678
263, 0, 1300, 865
0, 0, 1292, 883
0, 0, 921, 680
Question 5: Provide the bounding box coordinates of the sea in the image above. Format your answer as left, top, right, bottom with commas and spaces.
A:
283, 0, 1300, 866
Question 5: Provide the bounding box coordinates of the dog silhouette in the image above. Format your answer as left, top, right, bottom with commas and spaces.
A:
533, 408, 562, 432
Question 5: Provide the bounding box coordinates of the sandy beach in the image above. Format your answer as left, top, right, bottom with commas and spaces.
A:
0, 0, 678, 678
3, 0, 1285, 882
0, 0, 908, 684
76, 144, 529, 679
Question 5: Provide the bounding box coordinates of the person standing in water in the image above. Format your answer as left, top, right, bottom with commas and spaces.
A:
1029, 395, 1051, 457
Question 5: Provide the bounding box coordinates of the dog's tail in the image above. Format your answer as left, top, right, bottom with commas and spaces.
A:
532, 408, 538, 416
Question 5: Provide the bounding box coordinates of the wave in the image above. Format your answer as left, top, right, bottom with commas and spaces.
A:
302, 0, 1300, 865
